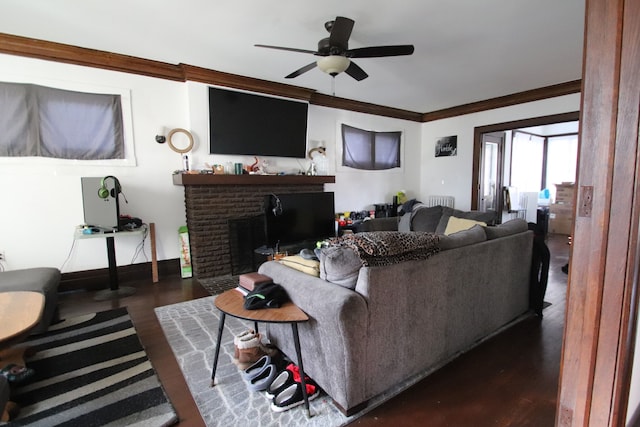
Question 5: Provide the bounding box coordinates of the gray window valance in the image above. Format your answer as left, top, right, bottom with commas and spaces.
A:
341, 123, 401, 170
0, 82, 124, 159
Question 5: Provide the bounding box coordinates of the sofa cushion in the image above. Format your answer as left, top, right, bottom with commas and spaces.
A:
439, 225, 487, 250
443, 216, 487, 235
435, 207, 498, 234
318, 246, 362, 289
279, 255, 320, 276
484, 218, 529, 240
410, 205, 444, 232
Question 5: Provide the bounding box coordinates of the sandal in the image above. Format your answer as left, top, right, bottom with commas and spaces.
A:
1, 363, 35, 384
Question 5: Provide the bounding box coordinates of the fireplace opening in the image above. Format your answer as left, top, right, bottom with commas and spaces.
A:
228, 215, 268, 275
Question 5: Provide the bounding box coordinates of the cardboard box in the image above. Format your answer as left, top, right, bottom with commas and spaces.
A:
555, 183, 575, 204
549, 217, 573, 235
549, 203, 574, 220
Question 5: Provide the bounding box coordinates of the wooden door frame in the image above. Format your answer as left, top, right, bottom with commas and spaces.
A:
557, 0, 640, 425
471, 112, 580, 210
476, 132, 506, 213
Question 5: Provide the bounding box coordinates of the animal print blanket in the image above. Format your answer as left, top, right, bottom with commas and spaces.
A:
327, 231, 440, 267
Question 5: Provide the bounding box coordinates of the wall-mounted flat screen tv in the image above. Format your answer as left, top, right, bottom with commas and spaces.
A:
209, 87, 308, 158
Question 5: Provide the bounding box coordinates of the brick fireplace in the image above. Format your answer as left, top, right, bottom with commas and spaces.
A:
173, 174, 335, 280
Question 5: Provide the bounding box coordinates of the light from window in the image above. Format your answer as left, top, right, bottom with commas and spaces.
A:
341, 124, 401, 170
0, 82, 124, 160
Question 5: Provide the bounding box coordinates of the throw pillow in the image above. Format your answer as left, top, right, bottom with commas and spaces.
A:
484, 218, 529, 240
318, 246, 362, 289
443, 216, 487, 235
436, 207, 498, 234
279, 255, 320, 277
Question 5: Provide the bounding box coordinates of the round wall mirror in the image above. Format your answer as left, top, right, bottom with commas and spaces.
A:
167, 128, 194, 153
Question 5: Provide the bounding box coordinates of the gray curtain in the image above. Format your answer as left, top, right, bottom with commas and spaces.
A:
342, 124, 400, 170
0, 82, 124, 159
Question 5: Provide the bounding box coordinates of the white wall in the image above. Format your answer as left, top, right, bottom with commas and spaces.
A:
0, 51, 579, 274
420, 94, 581, 210
0, 54, 421, 273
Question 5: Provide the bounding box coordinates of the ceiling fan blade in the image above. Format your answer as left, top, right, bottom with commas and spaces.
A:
345, 61, 368, 81
285, 62, 318, 79
329, 16, 355, 50
346, 45, 415, 58
254, 44, 317, 55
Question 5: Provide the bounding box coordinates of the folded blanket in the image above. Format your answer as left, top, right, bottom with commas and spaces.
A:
328, 231, 440, 267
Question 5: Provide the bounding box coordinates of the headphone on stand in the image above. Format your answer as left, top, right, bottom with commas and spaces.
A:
98, 175, 124, 200
270, 194, 282, 216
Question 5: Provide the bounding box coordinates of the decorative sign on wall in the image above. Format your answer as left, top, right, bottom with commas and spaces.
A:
435, 136, 457, 157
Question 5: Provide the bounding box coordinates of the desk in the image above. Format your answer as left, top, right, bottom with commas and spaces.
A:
74, 226, 147, 300
211, 290, 312, 417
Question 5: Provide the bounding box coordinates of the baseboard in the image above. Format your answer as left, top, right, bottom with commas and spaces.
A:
60, 258, 180, 292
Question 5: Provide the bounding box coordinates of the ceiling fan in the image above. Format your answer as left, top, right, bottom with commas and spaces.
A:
255, 16, 414, 81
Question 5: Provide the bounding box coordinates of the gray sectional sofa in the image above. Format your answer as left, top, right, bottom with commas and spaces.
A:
258, 207, 532, 415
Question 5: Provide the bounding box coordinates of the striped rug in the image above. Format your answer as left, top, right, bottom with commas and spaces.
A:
7, 308, 178, 427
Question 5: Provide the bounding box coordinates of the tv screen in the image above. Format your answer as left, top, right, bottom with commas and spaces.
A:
209, 87, 309, 158
263, 192, 336, 249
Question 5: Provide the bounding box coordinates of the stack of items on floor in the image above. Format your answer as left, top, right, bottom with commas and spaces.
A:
232, 329, 320, 412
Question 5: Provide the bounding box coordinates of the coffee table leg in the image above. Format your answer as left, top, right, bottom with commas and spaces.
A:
211, 312, 226, 387
291, 322, 311, 418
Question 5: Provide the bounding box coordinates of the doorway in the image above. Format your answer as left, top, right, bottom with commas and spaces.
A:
471, 111, 580, 213
478, 132, 505, 213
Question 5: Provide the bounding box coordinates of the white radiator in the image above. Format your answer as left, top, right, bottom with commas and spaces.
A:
427, 195, 455, 208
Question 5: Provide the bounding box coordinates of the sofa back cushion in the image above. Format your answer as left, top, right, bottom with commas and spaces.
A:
484, 218, 529, 239
439, 224, 487, 250
410, 205, 444, 232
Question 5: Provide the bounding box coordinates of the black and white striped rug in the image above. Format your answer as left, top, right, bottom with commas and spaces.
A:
6, 308, 177, 426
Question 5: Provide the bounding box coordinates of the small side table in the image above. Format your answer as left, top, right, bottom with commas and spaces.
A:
211, 289, 312, 417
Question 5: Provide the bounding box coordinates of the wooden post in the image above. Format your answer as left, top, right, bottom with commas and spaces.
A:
150, 222, 158, 283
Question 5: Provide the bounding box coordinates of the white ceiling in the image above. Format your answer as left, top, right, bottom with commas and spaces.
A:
0, 0, 585, 113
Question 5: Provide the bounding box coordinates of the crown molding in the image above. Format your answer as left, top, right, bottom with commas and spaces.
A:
0, 32, 581, 122
422, 80, 582, 122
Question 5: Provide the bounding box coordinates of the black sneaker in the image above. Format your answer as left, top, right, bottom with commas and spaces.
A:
270, 381, 320, 412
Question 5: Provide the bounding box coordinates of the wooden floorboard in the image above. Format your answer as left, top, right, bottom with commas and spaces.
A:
56, 233, 569, 426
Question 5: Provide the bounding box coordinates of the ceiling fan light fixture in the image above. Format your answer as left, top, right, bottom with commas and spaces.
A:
317, 55, 350, 76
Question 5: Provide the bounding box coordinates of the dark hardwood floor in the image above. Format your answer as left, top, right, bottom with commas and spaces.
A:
57, 233, 569, 427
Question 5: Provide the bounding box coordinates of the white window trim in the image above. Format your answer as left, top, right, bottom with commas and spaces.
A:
0, 75, 136, 167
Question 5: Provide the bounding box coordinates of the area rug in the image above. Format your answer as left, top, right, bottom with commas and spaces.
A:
155, 296, 352, 427
6, 308, 178, 427
155, 296, 514, 427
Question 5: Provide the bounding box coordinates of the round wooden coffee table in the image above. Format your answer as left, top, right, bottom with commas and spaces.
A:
210, 289, 312, 417
0, 291, 45, 421
0, 291, 45, 349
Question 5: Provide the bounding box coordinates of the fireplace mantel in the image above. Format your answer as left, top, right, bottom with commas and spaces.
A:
173, 173, 335, 186
173, 173, 334, 280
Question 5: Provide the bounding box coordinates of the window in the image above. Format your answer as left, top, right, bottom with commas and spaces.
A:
0, 82, 124, 160
341, 124, 401, 170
